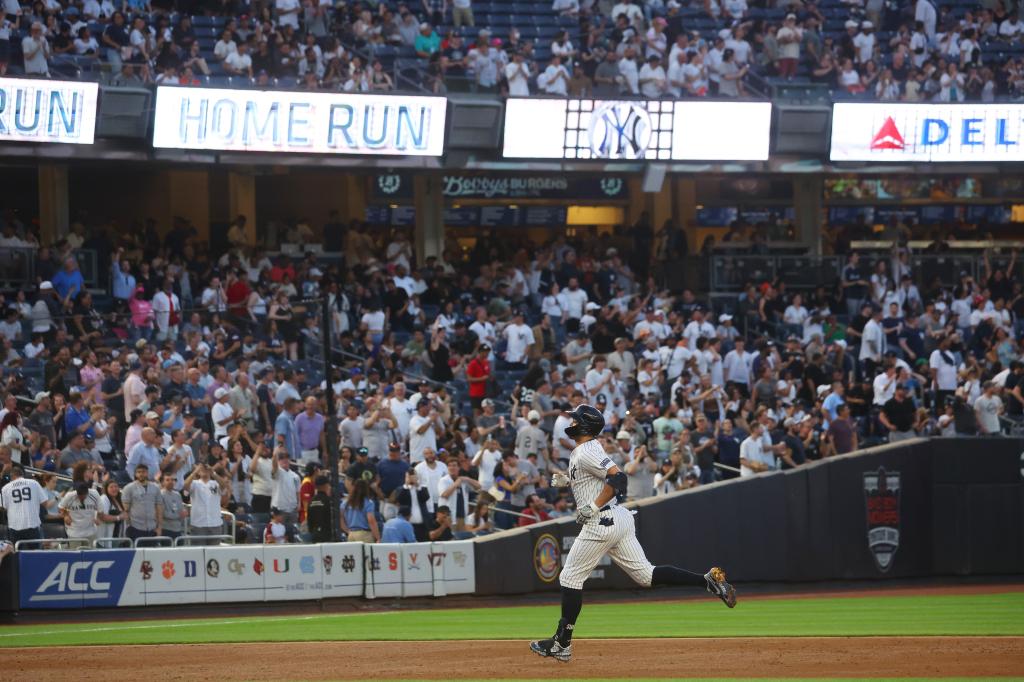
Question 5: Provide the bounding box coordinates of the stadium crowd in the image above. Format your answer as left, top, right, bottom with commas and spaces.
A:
0, 211, 1022, 549
2, 0, 1024, 100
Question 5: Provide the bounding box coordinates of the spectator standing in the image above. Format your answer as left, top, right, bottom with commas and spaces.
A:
452, 0, 474, 28
465, 345, 491, 411
740, 423, 775, 476
409, 400, 444, 464
0, 464, 44, 542
22, 22, 50, 76
249, 446, 275, 514
306, 476, 334, 543
505, 51, 531, 96
275, 398, 302, 461
341, 478, 380, 543
777, 14, 802, 78
59, 482, 102, 542
826, 403, 858, 455
271, 450, 301, 526
880, 384, 916, 442
624, 443, 657, 500
185, 463, 226, 544
294, 396, 325, 466
974, 381, 1003, 435
159, 474, 186, 542
539, 55, 570, 95
638, 54, 666, 97
121, 464, 162, 541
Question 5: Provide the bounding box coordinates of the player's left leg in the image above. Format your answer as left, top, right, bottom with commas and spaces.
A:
606, 508, 737, 608
530, 524, 609, 662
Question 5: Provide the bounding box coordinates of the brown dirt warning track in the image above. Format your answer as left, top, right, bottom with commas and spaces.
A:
5, 636, 1024, 680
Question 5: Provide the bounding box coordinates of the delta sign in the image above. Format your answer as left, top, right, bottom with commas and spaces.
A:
830, 103, 1024, 162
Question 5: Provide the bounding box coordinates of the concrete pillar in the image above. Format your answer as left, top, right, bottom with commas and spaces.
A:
227, 171, 257, 245
414, 173, 444, 265
793, 176, 824, 255
38, 164, 69, 245
674, 178, 698, 253
166, 169, 210, 239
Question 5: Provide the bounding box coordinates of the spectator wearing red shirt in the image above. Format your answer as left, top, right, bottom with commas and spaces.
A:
269, 256, 296, 283
466, 344, 491, 411
298, 462, 320, 524
517, 494, 552, 527
225, 269, 251, 319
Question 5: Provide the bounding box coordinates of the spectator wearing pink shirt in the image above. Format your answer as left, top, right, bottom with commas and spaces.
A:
128, 287, 153, 342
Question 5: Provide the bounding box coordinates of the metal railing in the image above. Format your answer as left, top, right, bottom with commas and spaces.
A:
709, 253, 994, 292
93, 537, 133, 549
173, 534, 234, 546
0, 248, 99, 290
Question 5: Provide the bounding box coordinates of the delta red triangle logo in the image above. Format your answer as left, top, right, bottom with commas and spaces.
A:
870, 116, 905, 151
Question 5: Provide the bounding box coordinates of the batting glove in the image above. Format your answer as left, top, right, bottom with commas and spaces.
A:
575, 501, 600, 525
551, 471, 570, 488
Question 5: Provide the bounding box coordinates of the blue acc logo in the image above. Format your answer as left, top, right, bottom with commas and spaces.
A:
19, 551, 136, 607
587, 102, 653, 160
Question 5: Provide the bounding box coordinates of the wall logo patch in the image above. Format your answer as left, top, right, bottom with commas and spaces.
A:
864, 466, 901, 572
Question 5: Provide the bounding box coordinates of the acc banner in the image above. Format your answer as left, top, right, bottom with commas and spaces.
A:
0, 77, 98, 144
18, 549, 145, 609
831, 103, 1024, 162
152, 86, 446, 156
502, 98, 770, 161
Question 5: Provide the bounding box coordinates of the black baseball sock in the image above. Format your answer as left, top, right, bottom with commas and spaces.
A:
652, 565, 707, 587
555, 587, 583, 646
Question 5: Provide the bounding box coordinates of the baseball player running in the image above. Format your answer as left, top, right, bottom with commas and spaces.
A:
531, 404, 736, 663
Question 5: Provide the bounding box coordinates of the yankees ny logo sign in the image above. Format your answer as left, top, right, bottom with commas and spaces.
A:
588, 102, 652, 160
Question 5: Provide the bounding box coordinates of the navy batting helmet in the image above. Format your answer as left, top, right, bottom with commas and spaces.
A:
564, 404, 605, 439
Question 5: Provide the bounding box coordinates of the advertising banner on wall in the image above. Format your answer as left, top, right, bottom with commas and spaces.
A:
502, 99, 771, 161
0, 77, 98, 144
152, 87, 447, 155
18, 549, 144, 609
371, 173, 629, 201
831, 103, 1024, 162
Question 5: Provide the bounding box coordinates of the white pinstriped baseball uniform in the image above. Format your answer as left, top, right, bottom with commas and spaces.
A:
0, 478, 45, 531
560, 439, 654, 590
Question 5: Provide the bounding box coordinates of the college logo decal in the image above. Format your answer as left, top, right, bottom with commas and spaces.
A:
864, 466, 900, 572
533, 533, 561, 583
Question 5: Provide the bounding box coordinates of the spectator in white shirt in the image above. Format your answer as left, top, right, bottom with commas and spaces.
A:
999, 11, 1023, 39
853, 22, 876, 64
538, 55, 570, 95
276, 0, 301, 30
666, 49, 688, 96
504, 51, 532, 96
502, 311, 534, 367
225, 42, 253, 78
22, 22, 51, 76
618, 46, 640, 93
638, 54, 667, 97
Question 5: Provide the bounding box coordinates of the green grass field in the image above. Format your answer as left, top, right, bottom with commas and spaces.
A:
1, 591, 1022, 648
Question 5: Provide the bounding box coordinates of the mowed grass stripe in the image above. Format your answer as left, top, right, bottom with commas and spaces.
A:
1, 592, 1022, 647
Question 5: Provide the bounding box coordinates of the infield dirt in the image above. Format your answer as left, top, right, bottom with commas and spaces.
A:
6, 636, 1024, 680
